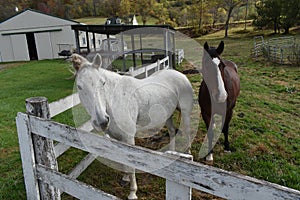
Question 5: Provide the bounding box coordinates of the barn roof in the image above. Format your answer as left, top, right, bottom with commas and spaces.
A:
0, 8, 79, 34
71, 24, 175, 35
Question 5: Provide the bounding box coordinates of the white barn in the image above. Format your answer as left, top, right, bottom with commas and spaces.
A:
0, 9, 79, 62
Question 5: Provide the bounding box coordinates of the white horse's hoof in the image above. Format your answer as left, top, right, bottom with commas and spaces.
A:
206, 153, 213, 161
128, 193, 138, 200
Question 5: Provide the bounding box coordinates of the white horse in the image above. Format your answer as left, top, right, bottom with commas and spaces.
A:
72, 53, 194, 199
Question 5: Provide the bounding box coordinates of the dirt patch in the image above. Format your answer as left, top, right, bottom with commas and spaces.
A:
0, 62, 25, 72
274, 80, 289, 86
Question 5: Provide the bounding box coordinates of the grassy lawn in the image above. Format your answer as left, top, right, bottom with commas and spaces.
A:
0, 26, 299, 199
0, 60, 75, 199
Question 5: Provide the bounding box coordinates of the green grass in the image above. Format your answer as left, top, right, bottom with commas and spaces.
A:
0, 26, 299, 199
74, 17, 107, 25
0, 59, 75, 199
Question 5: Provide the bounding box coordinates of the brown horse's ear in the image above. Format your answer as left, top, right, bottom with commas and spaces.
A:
71, 53, 87, 71
216, 41, 224, 55
204, 42, 209, 51
92, 53, 102, 69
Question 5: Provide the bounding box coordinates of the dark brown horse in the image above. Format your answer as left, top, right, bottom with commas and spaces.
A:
198, 41, 240, 161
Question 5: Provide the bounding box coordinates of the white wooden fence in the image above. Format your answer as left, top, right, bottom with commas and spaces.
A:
16, 57, 300, 200
128, 56, 169, 78
176, 49, 184, 65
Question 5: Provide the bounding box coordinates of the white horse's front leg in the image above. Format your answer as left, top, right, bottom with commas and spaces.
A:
128, 171, 138, 199
124, 136, 138, 200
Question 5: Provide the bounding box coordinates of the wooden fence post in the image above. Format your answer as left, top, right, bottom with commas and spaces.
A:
26, 97, 61, 200
165, 151, 193, 200
156, 59, 160, 71
145, 65, 148, 77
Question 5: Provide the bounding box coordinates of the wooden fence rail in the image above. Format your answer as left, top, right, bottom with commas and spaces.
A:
128, 56, 169, 78
16, 111, 300, 200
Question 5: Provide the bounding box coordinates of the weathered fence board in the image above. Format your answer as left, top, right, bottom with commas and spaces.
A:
16, 114, 41, 200
54, 120, 93, 158
49, 93, 80, 118
36, 164, 121, 200
20, 113, 300, 200
67, 153, 96, 179
165, 151, 192, 200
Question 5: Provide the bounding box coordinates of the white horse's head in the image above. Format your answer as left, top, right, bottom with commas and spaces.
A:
72, 53, 110, 132
202, 41, 227, 103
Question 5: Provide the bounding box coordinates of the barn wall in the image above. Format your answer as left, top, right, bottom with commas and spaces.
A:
35, 32, 53, 60
50, 26, 76, 59
0, 35, 14, 62
0, 26, 76, 62
0, 9, 78, 62
11, 34, 30, 61
0, 34, 29, 62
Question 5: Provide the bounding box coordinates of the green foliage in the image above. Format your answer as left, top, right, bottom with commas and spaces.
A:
253, 0, 300, 34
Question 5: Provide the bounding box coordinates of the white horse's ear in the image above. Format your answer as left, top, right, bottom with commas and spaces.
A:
92, 54, 102, 69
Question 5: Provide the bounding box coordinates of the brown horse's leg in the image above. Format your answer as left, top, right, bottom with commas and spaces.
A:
222, 110, 233, 152
205, 116, 214, 161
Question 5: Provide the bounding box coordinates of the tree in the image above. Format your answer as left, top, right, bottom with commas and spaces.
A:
207, 0, 224, 27
188, 0, 205, 29
153, 1, 171, 25
219, 0, 247, 37
136, 0, 156, 25
118, 0, 131, 17
103, 0, 121, 17
280, 0, 300, 34
253, 0, 282, 34
253, 0, 300, 34
0, 0, 20, 21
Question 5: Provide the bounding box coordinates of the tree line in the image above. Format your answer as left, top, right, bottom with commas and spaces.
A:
1, 0, 299, 36
253, 0, 300, 34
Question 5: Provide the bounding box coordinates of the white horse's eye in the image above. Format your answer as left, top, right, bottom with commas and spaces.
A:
77, 85, 82, 90
102, 82, 106, 86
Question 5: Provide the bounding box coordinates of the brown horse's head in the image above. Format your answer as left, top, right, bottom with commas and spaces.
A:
204, 41, 224, 60
202, 41, 227, 103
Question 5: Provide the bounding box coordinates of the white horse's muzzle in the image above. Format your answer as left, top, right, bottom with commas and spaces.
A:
92, 113, 110, 132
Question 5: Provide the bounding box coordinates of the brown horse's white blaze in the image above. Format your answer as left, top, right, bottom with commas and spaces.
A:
199, 41, 240, 161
